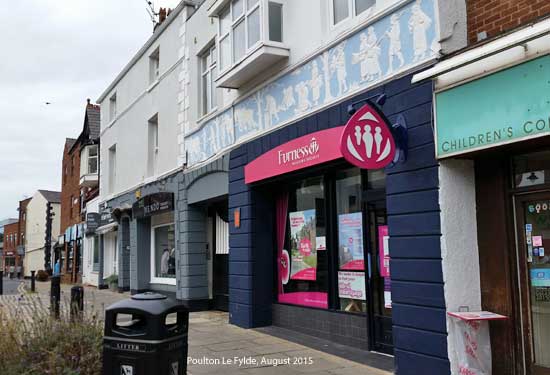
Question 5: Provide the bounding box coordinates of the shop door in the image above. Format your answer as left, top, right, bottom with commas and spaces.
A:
213, 213, 229, 311
516, 193, 550, 374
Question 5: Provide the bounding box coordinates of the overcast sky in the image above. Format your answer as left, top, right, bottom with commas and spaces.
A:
0, 0, 182, 219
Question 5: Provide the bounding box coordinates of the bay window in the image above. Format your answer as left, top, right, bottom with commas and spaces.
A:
214, 0, 288, 88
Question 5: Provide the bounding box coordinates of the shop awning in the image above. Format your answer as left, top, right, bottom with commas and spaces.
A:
412, 17, 550, 90
95, 222, 118, 235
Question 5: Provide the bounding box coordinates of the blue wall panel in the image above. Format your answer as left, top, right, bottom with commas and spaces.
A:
227, 74, 449, 374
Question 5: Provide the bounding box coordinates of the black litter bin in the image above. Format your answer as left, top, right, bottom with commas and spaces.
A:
103, 292, 188, 375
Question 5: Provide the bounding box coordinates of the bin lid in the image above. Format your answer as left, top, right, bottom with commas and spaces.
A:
105, 293, 186, 316
131, 292, 167, 301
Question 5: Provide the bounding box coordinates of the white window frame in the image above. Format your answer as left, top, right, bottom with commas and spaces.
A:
149, 47, 160, 84
147, 114, 159, 177
85, 145, 98, 175
201, 44, 218, 115
150, 223, 177, 285
330, 0, 376, 26
109, 93, 117, 122
218, 0, 263, 75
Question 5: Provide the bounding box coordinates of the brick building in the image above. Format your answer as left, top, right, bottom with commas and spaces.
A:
2, 221, 20, 275
467, 0, 550, 44
58, 100, 101, 284
17, 197, 31, 270
414, 2, 550, 374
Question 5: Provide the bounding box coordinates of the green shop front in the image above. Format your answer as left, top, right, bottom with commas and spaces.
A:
426, 49, 550, 375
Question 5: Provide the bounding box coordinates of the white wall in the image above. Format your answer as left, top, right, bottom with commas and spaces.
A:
439, 159, 482, 374
103, 231, 118, 279
99, 6, 188, 200
23, 191, 61, 276
82, 196, 100, 286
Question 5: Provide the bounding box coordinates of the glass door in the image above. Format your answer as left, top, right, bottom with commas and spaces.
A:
517, 193, 550, 374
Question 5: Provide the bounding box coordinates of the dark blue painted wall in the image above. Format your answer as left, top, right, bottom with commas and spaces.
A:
228, 73, 449, 374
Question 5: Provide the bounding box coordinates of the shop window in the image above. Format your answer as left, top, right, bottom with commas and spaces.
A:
277, 176, 328, 309
336, 168, 367, 313
513, 150, 550, 188
151, 223, 176, 284
275, 167, 389, 315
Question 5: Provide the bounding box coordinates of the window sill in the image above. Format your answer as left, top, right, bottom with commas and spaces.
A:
147, 79, 160, 93
216, 41, 290, 89
196, 107, 219, 125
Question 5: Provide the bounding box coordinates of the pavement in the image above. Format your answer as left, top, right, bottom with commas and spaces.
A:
0, 280, 392, 375
1, 276, 24, 295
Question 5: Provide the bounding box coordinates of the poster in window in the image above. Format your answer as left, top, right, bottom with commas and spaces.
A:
338, 212, 365, 270
338, 271, 366, 300
289, 209, 317, 281
378, 225, 390, 277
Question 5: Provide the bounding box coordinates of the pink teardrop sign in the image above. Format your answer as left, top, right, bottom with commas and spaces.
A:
340, 104, 396, 169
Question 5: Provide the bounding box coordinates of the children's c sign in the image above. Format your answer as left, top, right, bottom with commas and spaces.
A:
340, 103, 396, 170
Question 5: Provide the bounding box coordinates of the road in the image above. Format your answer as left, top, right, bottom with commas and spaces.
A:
1, 277, 24, 295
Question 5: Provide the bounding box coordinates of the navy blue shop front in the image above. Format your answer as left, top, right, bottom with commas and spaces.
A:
227, 73, 448, 375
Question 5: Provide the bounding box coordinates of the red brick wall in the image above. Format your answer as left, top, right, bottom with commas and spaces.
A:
467, 0, 550, 44
18, 198, 30, 248
60, 140, 82, 233
3, 222, 19, 253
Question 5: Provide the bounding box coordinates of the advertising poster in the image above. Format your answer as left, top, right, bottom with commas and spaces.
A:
338, 212, 365, 270
531, 268, 550, 287
384, 278, 392, 309
289, 209, 317, 280
338, 271, 366, 300
378, 225, 390, 277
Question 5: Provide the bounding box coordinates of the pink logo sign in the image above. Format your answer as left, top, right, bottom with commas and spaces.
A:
299, 239, 312, 256
340, 104, 396, 169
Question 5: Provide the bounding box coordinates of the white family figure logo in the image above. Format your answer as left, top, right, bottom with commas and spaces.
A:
340, 104, 396, 169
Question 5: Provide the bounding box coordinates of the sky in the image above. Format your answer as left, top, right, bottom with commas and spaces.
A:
0, 0, 182, 219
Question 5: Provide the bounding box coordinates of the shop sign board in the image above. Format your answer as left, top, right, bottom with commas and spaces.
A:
99, 207, 114, 227
338, 271, 366, 300
245, 126, 345, 184
340, 103, 397, 169
86, 213, 100, 234
132, 192, 174, 219
435, 55, 550, 158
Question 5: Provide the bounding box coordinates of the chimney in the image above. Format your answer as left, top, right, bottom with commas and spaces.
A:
86, 98, 91, 106
159, 7, 167, 24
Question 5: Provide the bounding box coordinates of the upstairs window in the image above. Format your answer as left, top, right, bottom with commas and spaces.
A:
149, 47, 160, 84
201, 44, 217, 115
332, 0, 375, 25
108, 145, 117, 194
88, 145, 98, 174
109, 93, 117, 122
147, 114, 159, 177
218, 0, 283, 72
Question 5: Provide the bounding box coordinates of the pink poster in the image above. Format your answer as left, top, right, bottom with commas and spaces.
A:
289, 210, 317, 281
338, 213, 365, 270
378, 225, 390, 278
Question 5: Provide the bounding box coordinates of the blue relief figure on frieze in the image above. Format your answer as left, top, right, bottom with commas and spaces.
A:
185, 0, 437, 167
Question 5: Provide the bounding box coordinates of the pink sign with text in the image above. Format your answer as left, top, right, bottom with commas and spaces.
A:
378, 225, 390, 278
245, 126, 345, 184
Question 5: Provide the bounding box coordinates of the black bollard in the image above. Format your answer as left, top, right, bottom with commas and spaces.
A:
70, 286, 84, 321
30, 271, 36, 293
50, 276, 61, 319
0, 271, 3, 295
